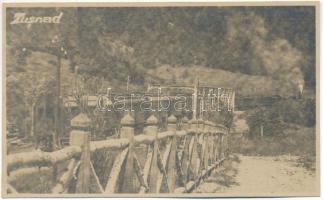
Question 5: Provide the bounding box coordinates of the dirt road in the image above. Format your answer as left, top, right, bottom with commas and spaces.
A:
195, 155, 319, 196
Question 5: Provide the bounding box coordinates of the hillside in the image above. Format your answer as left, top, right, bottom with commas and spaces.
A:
7, 51, 301, 99
6, 7, 315, 91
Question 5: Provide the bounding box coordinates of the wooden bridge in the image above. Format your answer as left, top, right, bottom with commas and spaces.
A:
6, 112, 229, 195
6, 84, 233, 195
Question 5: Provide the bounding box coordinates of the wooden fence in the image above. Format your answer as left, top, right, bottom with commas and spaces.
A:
6, 112, 229, 194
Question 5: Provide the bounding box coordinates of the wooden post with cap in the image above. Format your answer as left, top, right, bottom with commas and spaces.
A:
144, 115, 159, 192
70, 112, 91, 193
166, 114, 178, 192
119, 113, 139, 193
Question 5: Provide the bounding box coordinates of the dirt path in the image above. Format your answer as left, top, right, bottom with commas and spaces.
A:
195, 155, 319, 196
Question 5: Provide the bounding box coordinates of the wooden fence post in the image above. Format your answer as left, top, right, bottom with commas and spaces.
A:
182, 117, 189, 130
219, 133, 224, 160
208, 121, 216, 164
119, 113, 138, 193
215, 134, 219, 161
167, 115, 177, 131
197, 119, 205, 177
144, 115, 159, 192
180, 116, 190, 186
144, 115, 158, 137
189, 119, 200, 180
202, 121, 210, 171
166, 114, 178, 192
223, 132, 228, 157
70, 112, 91, 193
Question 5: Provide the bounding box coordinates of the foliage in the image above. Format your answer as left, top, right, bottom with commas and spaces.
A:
245, 97, 315, 139
6, 7, 316, 91
6, 52, 57, 137
5, 7, 316, 142
278, 98, 316, 127
231, 124, 315, 155
71, 7, 315, 89
7, 7, 313, 89
231, 97, 316, 170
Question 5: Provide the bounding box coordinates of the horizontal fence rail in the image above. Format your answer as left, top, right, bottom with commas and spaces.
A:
6, 113, 230, 194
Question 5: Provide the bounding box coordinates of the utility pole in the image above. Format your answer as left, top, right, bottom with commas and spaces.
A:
54, 54, 62, 150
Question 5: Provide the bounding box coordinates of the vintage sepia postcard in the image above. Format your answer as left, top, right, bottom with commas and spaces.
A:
2, 1, 320, 197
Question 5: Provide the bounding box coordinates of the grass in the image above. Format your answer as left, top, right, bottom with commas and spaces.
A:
230, 123, 316, 171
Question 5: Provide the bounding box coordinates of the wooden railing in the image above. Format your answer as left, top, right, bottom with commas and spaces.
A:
6, 113, 229, 194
